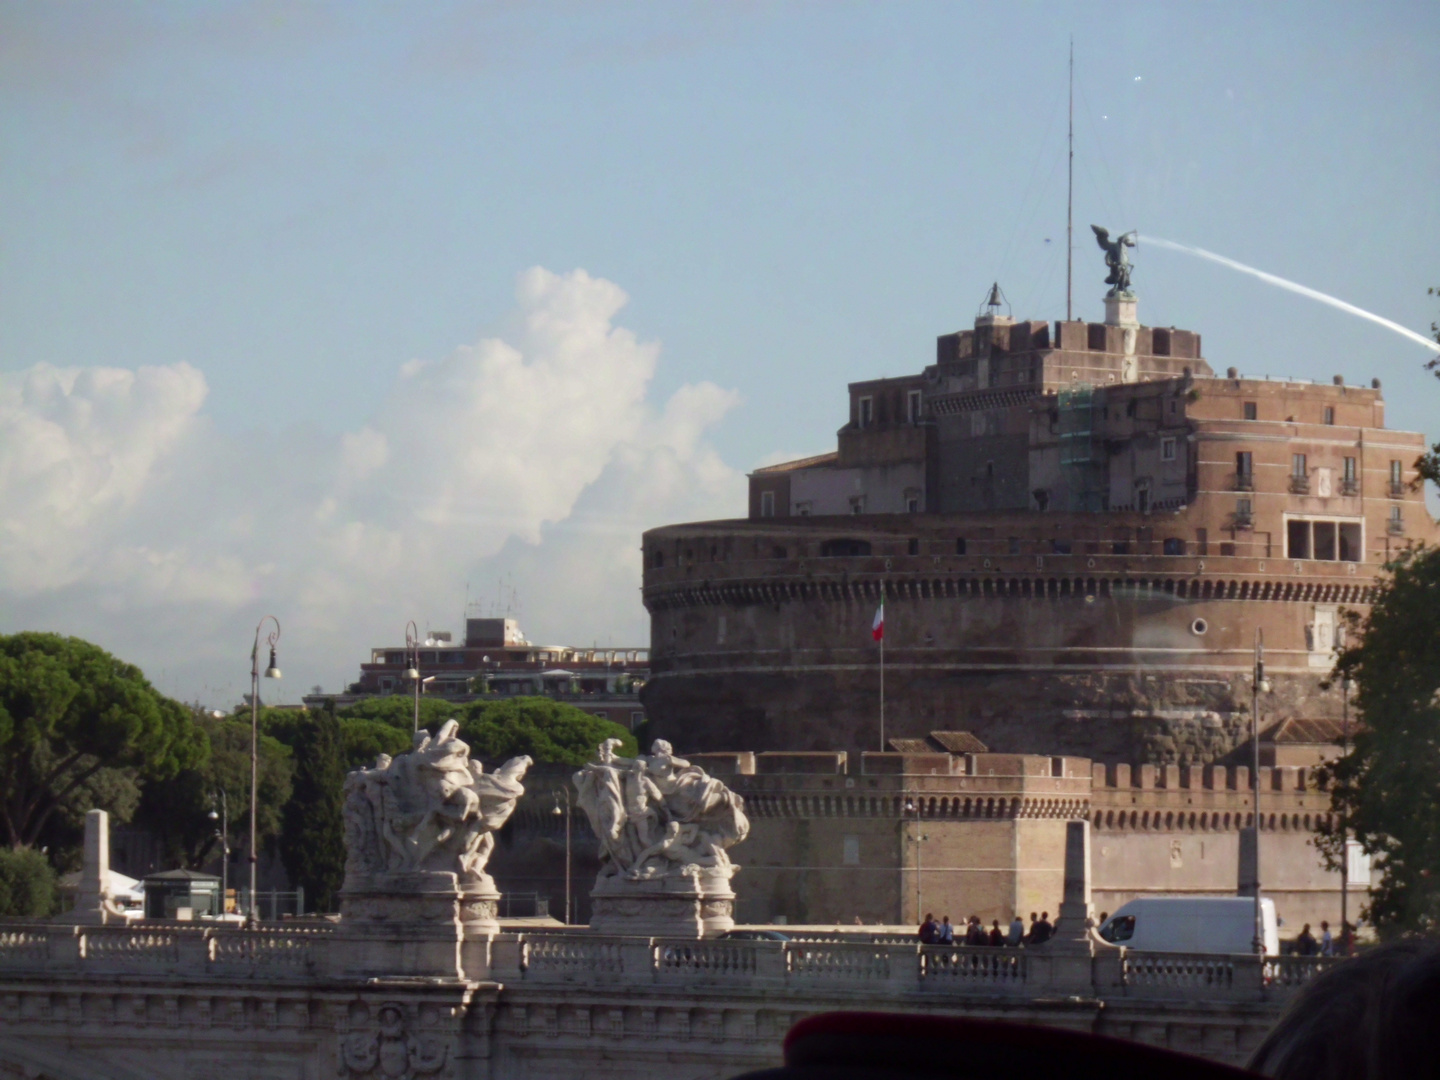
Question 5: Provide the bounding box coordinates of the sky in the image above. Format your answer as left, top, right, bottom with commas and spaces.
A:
1, 2, 1437, 707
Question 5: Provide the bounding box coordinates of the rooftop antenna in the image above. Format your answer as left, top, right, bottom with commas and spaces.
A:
1066, 35, 1074, 322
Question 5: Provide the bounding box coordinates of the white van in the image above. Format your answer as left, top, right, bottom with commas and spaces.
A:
1097, 897, 1280, 956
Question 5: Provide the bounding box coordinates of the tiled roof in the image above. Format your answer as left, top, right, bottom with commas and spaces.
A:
926, 730, 990, 753
1262, 717, 1349, 744
887, 738, 934, 753
751, 452, 839, 475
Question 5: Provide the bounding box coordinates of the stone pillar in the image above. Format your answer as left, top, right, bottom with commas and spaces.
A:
1050, 820, 1092, 948
70, 809, 121, 925
1237, 827, 1259, 898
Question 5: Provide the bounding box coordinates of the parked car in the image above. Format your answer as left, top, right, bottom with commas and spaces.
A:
1097, 897, 1279, 956
717, 929, 791, 942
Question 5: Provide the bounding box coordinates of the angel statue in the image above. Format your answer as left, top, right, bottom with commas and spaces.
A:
342, 719, 530, 891
573, 739, 749, 885
1091, 224, 1137, 296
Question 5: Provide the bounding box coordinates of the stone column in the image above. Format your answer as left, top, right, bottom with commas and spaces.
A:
1237, 826, 1259, 898
1050, 820, 1093, 947
71, 809, 119, 925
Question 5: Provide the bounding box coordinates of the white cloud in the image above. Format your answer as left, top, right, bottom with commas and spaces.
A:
0, 268, 744, 705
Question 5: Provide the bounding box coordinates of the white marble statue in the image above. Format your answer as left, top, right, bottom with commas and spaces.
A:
574, 739, 749, 885
343, 719, 531, 890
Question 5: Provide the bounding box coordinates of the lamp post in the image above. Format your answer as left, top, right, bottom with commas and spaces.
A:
404, 620, 421, 734
1339, 673, 1352, 948
208, 789, 230, 917
1251, 628, 1271, 953
248, 616, 281, 928
552, 789, 573, 924
905, 796, 927, 922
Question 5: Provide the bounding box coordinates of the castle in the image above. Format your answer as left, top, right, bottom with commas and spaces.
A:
638, 285, 1436, 762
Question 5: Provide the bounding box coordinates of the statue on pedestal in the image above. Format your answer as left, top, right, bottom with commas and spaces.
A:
574, 739, 748, 937
338, 720, 530, 974
1091, 224, 1137, 296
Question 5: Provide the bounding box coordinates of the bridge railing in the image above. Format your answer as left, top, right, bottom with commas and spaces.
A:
0, 921, 1346, 1002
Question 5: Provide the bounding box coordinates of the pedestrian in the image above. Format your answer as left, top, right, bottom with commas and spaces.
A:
966, 916, 987, 946
1026, 912, 1040, 944
937, 916, 954, 945
988, 920, 1004, 946
918, 912, 937, 944
1319, 920, 1333, 956
1034, 911, 1053, 944
1007, 914, 1024, 946
1296, 923, 1317, 956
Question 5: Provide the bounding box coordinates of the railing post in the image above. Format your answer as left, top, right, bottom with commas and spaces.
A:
754, 941, 787, 981
490, 934, 525, 980
50, 926, 83, 970
179, 929, 213, 971
618, 938, 657, 983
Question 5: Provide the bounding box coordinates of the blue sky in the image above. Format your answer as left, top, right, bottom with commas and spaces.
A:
1, 2, 1437, 704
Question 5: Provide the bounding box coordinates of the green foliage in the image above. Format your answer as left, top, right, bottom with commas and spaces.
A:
0, 847, 58, 917
454, 697, 636, 766
0, 633, 206, 850
333, 696, 455, 733
1318, 545, 1440, 935
338, 717, 413, 770
133, 709, 293, 870
279, 707, 347, 912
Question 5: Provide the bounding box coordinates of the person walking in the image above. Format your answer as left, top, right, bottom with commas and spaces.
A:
918, 913, 938, 944
937, 916, 954, 945
966, 916, 987, 946
1320, 920, 1333, 956
1296, 923, 1317, 956
1025, 912, 1040, 944
1033, 911, 1053, 944
1007, 914, 1024, 946
988, 920, 1005, 946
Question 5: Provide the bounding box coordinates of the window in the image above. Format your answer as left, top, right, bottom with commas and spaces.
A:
1390, 505, 1404, 534
1051, 539, 1072, 554
849, 495, 865, 515
1136, 485, 1150, 513
1339, 523, 1361, 561
771, 545, 788, 559
1244, 401, 1258, 420
1162, 537, 1185, 555
1323, 406, 1335, 425
1161, 437, 1177, 462
1196, 528, 1208, 556
907, 538, 919, 556
1287, 520, 1310, 559
1219, 542, 1237, 556
843, 835, 860, 866
1346, 840, 1371, 886
1343, 456, 1357, 481
593, 711, 608, 721
820, 538, 872, 558
907, 390, 922, 424
796, 501, 813, 517
1390, 460, 1404, 495
1153, 328, 1171, 356
1112, 542, 1130, 555
955, 537, 967, 555
1100, 915, 1136, 943
1236, 451, 1253, 476
859, 396, 874, 428
380, 678, 395, 691
760, 491, 775, 518
1236, 498, 1253, 518
1292, 454, 1307, 477
906, 498, 919, 513
1313, 521, 1337, 561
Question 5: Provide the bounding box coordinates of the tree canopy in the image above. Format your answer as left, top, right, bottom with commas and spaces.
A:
279, 706, 346, 912
1319, 545, 1440, 935
0, 633, 205, 850
451, 697, 636, 766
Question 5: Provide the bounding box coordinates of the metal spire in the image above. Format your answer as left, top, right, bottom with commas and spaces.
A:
1066, 36, 1074, 323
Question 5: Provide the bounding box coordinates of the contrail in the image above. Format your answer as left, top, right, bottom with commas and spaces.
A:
1139, 235, 1437, 352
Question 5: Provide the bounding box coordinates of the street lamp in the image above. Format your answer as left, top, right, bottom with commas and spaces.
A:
209, 789, 230, 917
905, 797, 927, 922
1339, 673, 1353, 948
404, 620, 421, 734
1251, 629, 1271, 954
248, 615, 281, 928
552, 788, 573, 924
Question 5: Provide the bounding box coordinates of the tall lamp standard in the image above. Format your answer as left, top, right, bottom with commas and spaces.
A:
1250, 629, 1271, 954
248, 616, 282, 928
403, 620, 421, 734
1339, 673, 1353, 948
208, 789, 230, 917
904, 797, 928, 923
552, 789, 572, 924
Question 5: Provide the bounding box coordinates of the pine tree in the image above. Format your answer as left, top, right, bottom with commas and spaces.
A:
279, 704, 347, 913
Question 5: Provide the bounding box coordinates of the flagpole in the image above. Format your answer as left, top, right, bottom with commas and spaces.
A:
879, 602, 886, 752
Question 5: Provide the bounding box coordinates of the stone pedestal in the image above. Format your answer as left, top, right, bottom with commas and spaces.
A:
589, 868, 735, 939
1104, 292, 1138, 328
336, 871, 468, 979
69, 809, 128, 925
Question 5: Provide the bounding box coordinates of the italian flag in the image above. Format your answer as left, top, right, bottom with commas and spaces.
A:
872, 602, 885, 641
